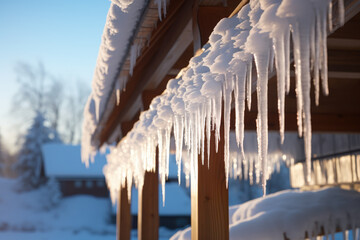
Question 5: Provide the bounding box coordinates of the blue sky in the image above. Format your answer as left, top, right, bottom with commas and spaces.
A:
0, 0, 110, 151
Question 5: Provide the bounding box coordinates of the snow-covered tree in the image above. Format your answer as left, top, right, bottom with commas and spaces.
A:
11, 62, 87, 146
14, 112, 61, 190
41, 177, 62, 210
12, 62, 65, 133
62, 80, 90, 144
0, 130, 6, 176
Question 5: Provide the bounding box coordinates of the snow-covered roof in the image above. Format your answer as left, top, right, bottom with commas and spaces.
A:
130, 182, 190, 216
42, 143, 106, 178
81, 0, 167, 162
171, 187, 360, 240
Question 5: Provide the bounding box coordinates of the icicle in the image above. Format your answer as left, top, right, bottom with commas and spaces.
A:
214, 89, 223, 153
328, 1, 333, 32
338, 0, 345, 26
234, 71, 246, 159
116, 80, 121, 105
254, 49, 270, 195
320, 9, 329, 97
127, 176, 132, 203
292, 24, 304, 138
155, 0, 163, 21
174, 115, 184, 184
157, 128, 166, 206
249, 157, 254, 185
313, 8, 321, 106
269, 45, 275, 73
206, 101, 212, 168
245, 10, 272, 193
273, 36, 286, 143
293, 12, 314, 184
165, 125, 171, 180
284, 30, 291, 94
246, 60, 253, 110
129, 43, 139, 76
223, 73, 234, 187
200, 104, 206, 166
162, 0, 167, 18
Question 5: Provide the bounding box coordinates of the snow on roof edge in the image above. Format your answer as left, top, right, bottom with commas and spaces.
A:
42, 143, 107, 178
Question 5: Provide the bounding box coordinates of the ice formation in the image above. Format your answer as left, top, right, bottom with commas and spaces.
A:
170, 188, 360, 240
83, 0, 346, 203
90, 0, 148, 122
82, 0, 169, 164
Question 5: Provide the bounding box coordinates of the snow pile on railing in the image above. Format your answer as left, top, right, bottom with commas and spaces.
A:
97, 0, 345, 203
171, 188, 360, 240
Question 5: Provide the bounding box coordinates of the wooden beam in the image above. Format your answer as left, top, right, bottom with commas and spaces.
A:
329, 6, 360, 39
141, 74, 175, 111
191, 124, 229, 239
241, 75, 360, 133
121, 115, 140, 137
328, 49, 360, 72
242, 111, 360, 132
327, 38, 360, 50
138, 159, 159, 240
116, 183, 131, 240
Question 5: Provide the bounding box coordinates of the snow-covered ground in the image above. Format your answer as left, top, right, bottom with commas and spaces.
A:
0, 177, 177, 240
171, 188, 360, 240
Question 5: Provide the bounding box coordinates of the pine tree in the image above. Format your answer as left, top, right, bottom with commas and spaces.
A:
0, 130, 5, 176
14, 112, 61, 190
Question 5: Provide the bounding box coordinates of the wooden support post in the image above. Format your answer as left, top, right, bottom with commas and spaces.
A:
191, 125, 229, 239
116, 183, 131, 240
138, 159, 159, 240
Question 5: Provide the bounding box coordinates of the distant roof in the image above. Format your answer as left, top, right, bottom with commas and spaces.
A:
131, 182, 191, 216
42, 143, 107, 178
168, 154, 178, 179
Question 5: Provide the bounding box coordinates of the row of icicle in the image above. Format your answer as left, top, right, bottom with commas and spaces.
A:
98, 0, 345, 204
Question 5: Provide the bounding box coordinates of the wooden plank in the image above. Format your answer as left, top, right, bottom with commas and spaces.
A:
116, 184, 131, 240
327, 38, 360, 50
121, 112, 140, 137
138, 160, 159, 240
242, 111, 360, 132
240, 75, 360, 132
328, 49, 360, 72
191, 123, 229, 240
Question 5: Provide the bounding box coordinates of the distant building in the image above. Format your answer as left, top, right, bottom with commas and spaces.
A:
42, 143, 108, 197
112, 155, 191, 229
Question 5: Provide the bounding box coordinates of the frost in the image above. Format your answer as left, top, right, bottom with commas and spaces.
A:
85, 0, 346, 203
